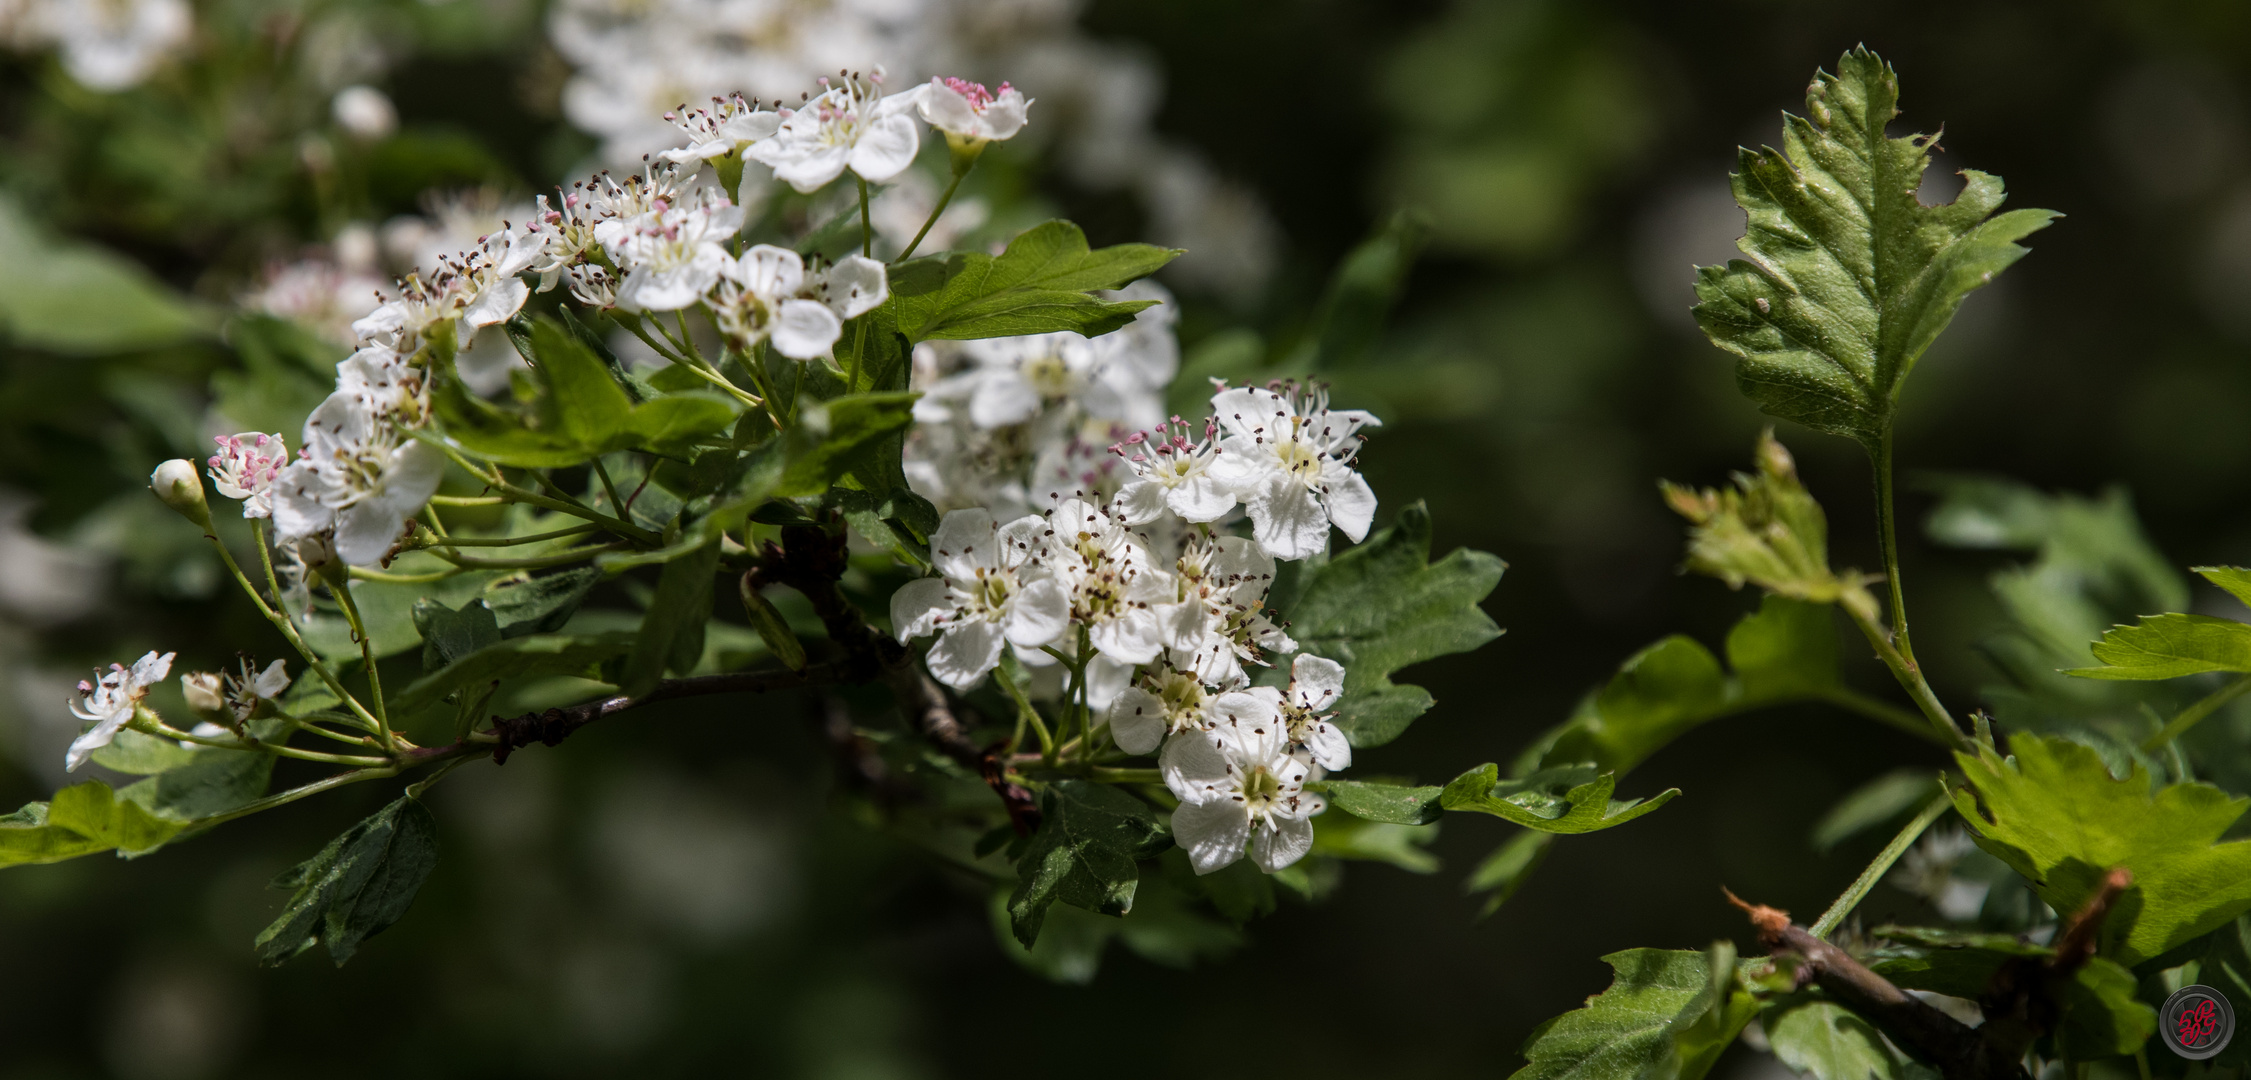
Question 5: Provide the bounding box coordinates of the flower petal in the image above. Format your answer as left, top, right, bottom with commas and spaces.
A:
1108, 686, 1166, 755
769, 299, 843, 359
1250, 814, 1315, 873
926, 621, 1005, 689
1088, 612, 1163, 666
1159, 727, 1232, 800
847, 114, 920, 183
1004, 577, 1069, 648
929, 508, 1000, 579
1322, 465, 1378, 544
1246, 478, 1329, 561
1171, 798, 1251, 875
889, 577, 953, 642
822, 255, 889, 319
1290, 654, 1347, 711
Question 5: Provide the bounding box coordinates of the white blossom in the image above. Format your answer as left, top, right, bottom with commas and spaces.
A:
1111, 415, 1231, 525
206, 432, 287, 519
180, 657, 288, 726
271, 390, 446, 567
1037, 497, 1172, 666
1156, 533, 1293, 688
1207, 382, 1380, 561
918, 76, 1030, 145
658, 94, 782, 164
891, 508, 1068, 689
747, 71, 925, 193
67, 650, 174, 771
600, 188, 746, 312
1109, 661, 1261, 755
1161, 706, 1324, 875
35, 0, 188, 91
1270, 653, 1350, 772
241, 255, 386, 349
920, 323, 1168, 433
712, 246, 888, 359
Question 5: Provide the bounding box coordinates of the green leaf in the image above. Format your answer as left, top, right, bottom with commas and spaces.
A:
2056, 955, 2157, 1059
1006, 780, 1173, 948
1310, 210, 1427, 371
1950, 733, 2251, 964
1690, 48, 2058, 450
1865, 926, 2154, 1057
1811, 769, 1941, 852
2197, 566, 2251, 609
1663, 431, 1874, 608
1510, 943, 1758, 1080
1529, 595, 1840, 776
411, 597, 502, 671
1764, 996, 1931, 1080
776, 392, 921, 498
2067, 614, 2251, 680
1319, 779, 1444, 825
0, 781, 190, 866
433, 319, 741, 467
118, 750, 275, 822
255, 796, 440, 966
886, 221, 1181, 343
738, 578, 807, 672
1310, 813, 1440, 873
1281, 502, 1506, 747
0, 194, 213, 353
88, 728, 204, 775
482, 567, 604, 637
386, 633, 636, 714
618, 538, 721, 697
1442, 763, 1678, 834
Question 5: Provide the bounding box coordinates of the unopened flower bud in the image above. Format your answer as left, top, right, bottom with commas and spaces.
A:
150, 459, 212, 528
181, 672, 225, 715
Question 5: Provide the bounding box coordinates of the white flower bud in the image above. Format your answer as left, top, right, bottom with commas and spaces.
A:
180, 672, 225, 715
150, 458, 211, 528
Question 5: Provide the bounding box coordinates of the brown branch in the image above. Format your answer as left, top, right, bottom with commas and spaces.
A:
486, 661, 851, 764
1725, 889, 2028, 1080
1978, 867, 2134, 1062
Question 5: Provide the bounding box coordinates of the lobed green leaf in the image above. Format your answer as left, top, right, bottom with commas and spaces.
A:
1006, 780, 1173, 948
254, 796, 440, 966
2068, 613, 2251, 681
886, 221, 1180, 344
1442, 763, 1677, 834
1509, 943, 1758, 1080
0, 781, 190, 866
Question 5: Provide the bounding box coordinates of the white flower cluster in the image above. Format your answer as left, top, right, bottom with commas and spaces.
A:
892, 368, 1382, 876
217, 69, 1036, 568
544, 0, 1276, 298
0, 0, 189, 91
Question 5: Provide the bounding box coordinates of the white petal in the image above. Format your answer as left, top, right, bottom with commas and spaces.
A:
1291, 654, 1347, 710
926, 621, 1005, 689
929, 508, 1000, 579
889, 577, 953, 641
916, 80, 980, 136
130, 650, 175, 686
1108, 687, 1166, 755
1210, 687, 1282, 730
769, 299, 843, 359
1305, 721, 1353, 772
1085, 656, 1132, 711
979, 91, 1030, 140
333, 441, 445, 566
1168, 476, 1238, 523
1173, 798, 1251, 875
823, 255, 889, 319
1246, 479, 1330, 561
1323, 466, 1378, 544
254, 659, 290, 699
1250, 815, 1315, 873
1004, 577, 1069, 648
733, 245, 805, 297
995, 515, 1048, 568
769, 145, 851, 193
1089, 611, 1163, 666
967, 373, 1041, 429
268, 462, 331, 543
1159, 727, 1232, 800
462, 277, 530, 328
65, 711, 131, 772
1210, 386, 1284, 442
847, 114, 920, 182
1110, 480, 1169, 526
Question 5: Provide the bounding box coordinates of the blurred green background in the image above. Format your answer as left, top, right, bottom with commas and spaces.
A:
3, 0, 2250, 1075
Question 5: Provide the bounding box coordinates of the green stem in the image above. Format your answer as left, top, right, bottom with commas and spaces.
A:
591, 457, 626, 515
428, 542, 624, 570
1872, 432, 1916, 661
146, 718, 390, 767
1846, 601, 1968, 752
2142, 673, 2251, 753
430, 494, 506, 507
1088, 767, 1159, 785
328, 575, 394, 752
1816, 687, 1952, 747
857, 176, 873, 259
994, 660, 1053, 759
894, 169, 965, 263
348, 565, 465, 585
236, 524, 385, 734
415, 523, 602, 548
1809, 791, 1954, 938
191, 764, 401, 830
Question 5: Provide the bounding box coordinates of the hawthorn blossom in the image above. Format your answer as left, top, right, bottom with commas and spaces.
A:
1108, 661, 1234, 755
241, 256, 386, 349
599, 189, 746, 312
658, 94, 782, 164
921, 327, 1167, 432
1039, 497, 1172, 666
1157, 534, 1293, 688
918, 77, 1030, 145
207, 432, 287, 519
711, 247, 889, 359
351, 273, 471, 355
182, 657, 289, 726
272, 391, 446, 567
66, 650, 174, 771
747, 71, 924, 192
1207, 382, 1380, 561
891, 508, 1068, 689
455, 226, 540, 330
35, 0, 188, 91
1162, 708, 1324, 875
1112, 415, 1231, 525
1269, 653, 1350, 772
